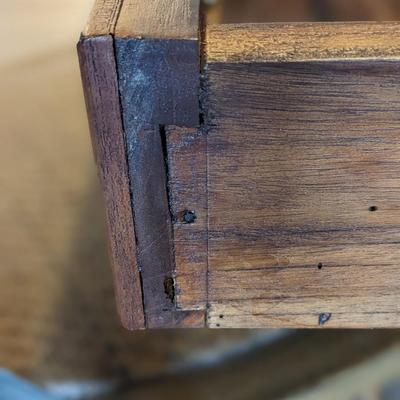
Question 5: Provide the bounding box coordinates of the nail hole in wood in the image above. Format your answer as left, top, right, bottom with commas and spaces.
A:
319, 313, 332, 326
369, 206, 378, 212
182, 210, 197, 224
164, 277, 175, 303
219, 314, 224, 319
318, 263, 323, 270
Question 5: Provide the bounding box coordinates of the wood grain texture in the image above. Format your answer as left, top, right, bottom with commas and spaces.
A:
166, 127, 208, 310
77, 36, 145, 330
115, 0, 200, 39
83, 0, 122, 36
204, 22, 400, 328
206, 22, 400, 63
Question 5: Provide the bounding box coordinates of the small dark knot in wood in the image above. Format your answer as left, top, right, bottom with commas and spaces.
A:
164, 277, 175, 303
182, 210, 197, 224
369, 206, 378, 212
319, 313, 332, 326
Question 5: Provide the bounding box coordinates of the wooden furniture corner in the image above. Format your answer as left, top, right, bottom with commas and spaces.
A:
78, 0, 400, 329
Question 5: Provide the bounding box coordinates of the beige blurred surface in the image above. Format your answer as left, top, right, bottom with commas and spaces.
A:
0, 1, 93, 65
289, 345, 400, 400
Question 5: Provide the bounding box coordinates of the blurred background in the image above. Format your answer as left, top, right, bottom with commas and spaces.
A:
2, 0, 400, 399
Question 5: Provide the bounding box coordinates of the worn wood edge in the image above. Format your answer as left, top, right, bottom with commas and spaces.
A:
77, 35, 145, 330
83, 0, 123, 37
115, 0, 200, 39
206, 21, 400, 63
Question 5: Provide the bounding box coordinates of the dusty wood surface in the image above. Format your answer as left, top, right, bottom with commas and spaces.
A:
115, 0, 200, 39
78, 36, 144, 330
206, 22, 400, 63
204, 23, 400, 328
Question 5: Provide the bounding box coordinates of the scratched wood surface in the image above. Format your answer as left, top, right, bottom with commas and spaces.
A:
204, 22, 400, 328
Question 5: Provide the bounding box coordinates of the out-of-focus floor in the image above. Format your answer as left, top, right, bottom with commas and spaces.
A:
1, 1, 400, 399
